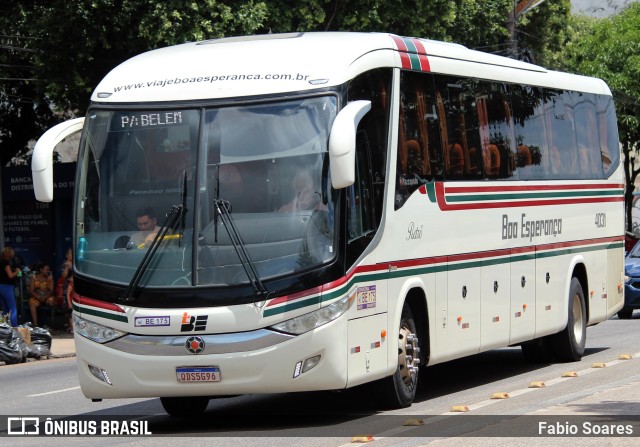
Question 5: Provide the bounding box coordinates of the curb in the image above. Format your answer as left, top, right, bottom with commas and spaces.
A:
0, 350, 76, 366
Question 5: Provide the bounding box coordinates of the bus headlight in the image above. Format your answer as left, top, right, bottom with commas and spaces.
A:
73, 314, 127, 343
269, 290, 355, 335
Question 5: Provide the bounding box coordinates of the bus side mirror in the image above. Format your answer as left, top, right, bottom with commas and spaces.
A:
328, 100, 371, 189
31, 117, 84, 202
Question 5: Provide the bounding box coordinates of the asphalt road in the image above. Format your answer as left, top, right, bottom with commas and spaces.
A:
0, 313, 638, 446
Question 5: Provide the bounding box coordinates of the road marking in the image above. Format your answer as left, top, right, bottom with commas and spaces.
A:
338, 350, 640, 444
29, 386, 81, 397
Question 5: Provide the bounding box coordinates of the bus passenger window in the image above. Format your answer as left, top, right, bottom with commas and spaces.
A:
596, 95, 620, 178
511, 85, 546, 180
545, 90, 579, 179
573, 92, 603, 179
395, 70, 441, 209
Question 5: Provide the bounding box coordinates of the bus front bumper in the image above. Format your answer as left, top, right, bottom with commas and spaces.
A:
75, 319, 348, 399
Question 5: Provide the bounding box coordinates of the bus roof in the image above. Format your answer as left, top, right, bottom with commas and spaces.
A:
92, 32, 609, 104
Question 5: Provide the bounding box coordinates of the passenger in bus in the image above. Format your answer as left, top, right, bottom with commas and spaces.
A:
279, 171, 326, 212
130, 207, 161, 248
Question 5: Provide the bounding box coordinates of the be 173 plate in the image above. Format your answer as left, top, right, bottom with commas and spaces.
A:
176, 366, 221, 383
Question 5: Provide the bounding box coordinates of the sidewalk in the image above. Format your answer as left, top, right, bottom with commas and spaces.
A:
49, 329, 76, 358
0, 328, 76, 366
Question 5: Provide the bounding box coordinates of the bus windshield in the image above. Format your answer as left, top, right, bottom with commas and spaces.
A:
75, 96, 338, 291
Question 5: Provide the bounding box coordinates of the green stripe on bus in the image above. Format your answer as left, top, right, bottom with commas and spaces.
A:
402, 38, 418, 53
407, 53, 422, 71
446, 189, 623, 203
262, 242, 622, 317
426, 182, 436, 202
73, 303, 129, 323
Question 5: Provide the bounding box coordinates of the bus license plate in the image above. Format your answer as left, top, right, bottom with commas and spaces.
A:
176, 366, 221, 383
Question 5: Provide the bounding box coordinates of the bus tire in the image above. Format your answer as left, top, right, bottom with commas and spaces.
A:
616, 307, 633, 319
160, 396, 209, 417
552, 277, 586, 362
374, 303, 420, 408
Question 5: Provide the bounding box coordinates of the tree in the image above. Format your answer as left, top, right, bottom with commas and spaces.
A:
1, 1, 571, 166
561, 4, 640, 231
0, 1, 269, 165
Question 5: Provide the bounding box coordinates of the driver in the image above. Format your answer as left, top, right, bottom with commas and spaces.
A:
130, 207, 161, 248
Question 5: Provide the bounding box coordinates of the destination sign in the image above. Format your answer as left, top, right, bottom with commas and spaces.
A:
118, 111, 184, 129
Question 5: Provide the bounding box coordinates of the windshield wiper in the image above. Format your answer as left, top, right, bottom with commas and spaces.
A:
122, 203, 186, 302
213, 199, 270, 299
123, 171, 190, 302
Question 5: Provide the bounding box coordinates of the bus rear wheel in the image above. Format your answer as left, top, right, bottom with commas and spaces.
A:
552, 277, 586, 362
374, 304, 420, 408
160, 396, 210, 417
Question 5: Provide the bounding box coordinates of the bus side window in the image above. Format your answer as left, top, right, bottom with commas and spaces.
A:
434, 76, 482, 181
544, 89, 579, 179
395, 71, 442, 209
573, 92, 603, 179
481, 82, 516, 180
348, 68, 391, 224
596, 95, 620, 178
348, 134, 375, 242
511, 85, 546, 180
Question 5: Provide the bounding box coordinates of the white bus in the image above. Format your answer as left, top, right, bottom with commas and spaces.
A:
32, 32, 624, 416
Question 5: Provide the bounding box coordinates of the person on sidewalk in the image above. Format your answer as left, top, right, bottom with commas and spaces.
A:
28, 262, 55, 327
0, 247, 20, 326
66, 276, 74, 333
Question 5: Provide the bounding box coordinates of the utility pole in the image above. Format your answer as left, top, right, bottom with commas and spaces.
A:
507, 0, 547, 59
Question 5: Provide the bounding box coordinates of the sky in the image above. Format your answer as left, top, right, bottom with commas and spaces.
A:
571, 0, 638, 17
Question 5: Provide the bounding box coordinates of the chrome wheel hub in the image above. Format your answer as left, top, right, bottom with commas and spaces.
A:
398, 327, 420, 384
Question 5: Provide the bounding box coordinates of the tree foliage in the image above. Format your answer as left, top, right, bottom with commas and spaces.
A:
561, 3, 640, 231
1, 0, 571, 165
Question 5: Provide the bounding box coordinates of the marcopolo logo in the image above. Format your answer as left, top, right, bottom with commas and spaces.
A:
185, 336, 206, 354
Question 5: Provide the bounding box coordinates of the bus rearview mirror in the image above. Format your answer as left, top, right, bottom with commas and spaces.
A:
31, 117, 85, 202
328, 100, 371, 189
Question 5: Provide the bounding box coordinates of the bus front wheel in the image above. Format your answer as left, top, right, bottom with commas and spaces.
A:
160, 396, 210, 417
374, 304, 420, 408
552, 277, 586, 362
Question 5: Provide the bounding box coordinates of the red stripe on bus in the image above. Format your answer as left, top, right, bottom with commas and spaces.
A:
390, 35, 413, 69
74, 295, 125, 313
445, 183, 624, 194
265, 235, 622, 309
411, 39, 431, 71
391, 35, 408, 51
435, 182, 623, 210
266, 263, 385, 307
